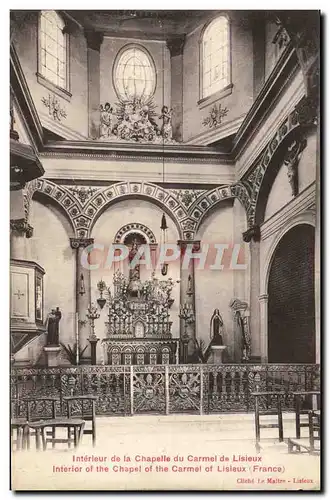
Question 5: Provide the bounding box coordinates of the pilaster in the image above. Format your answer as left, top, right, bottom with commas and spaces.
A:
70, 237, 94, 356
259, 293, 269, 363
249, 240, 261, 360
177, 240, 200, 361
85, 30, 104, 139
166, 35, 185, 142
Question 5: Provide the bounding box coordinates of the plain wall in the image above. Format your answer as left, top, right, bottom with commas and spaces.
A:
28, 199, 76, 347
194, 201, 238, 361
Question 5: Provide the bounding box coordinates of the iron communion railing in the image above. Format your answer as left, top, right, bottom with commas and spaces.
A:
11, 364, 320, 418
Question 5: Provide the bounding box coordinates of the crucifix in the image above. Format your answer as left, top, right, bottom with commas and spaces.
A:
14, 289, 25, 300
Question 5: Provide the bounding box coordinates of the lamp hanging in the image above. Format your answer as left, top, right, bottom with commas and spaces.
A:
160, 37, 168, 277
161, 213, 168, 231
160, 212, 168, 276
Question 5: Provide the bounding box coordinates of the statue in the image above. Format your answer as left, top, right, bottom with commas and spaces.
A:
127, 239, 141, 297
100, 102, 113, 138
210, 309, 224, 346
128, 239, 140, 278
159, 106, 173, 140
284, 139, 306, 197
235, 311, 251, 362
46, 307, 62, 346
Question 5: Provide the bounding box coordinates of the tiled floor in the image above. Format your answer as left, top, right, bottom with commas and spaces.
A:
12, 413, 320, 491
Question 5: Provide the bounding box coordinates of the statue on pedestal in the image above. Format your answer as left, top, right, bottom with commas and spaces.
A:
210, 308, 224, 346
128, 238, 142, 298
46, 307, 62, 346
202, 309, 226, 363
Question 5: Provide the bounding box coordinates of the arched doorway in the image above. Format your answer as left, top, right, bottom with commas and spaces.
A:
267, 224, 315, 363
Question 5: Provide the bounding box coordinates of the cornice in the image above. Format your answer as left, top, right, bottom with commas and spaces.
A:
40, 141, 233, 165
41, 168, 235, 186
232, 43, 300, 158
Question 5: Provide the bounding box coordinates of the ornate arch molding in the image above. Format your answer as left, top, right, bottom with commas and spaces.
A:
35, 180, 187, 239
35, 179, 244, 241
114, 223, 157, 244
35, 178, 85, 238
239, 103, 316, 242
192, 186, 236, 237
87, 182, 186, 238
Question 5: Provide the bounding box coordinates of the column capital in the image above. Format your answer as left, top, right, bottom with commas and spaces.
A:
84, 29, 104, 51
242, 225, 260, 243
10, 218, 33, 238
259, 293, 269, 303
166, 35, 186, 57
229, 298, 248, 313
177, 240, 201, 252
70, 237, 94, 249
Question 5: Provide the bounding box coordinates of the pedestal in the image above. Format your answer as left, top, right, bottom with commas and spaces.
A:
88, 336, 99, 365
44, 346, 61, 367
180, 339, 189, 364
208, 345, 227, 364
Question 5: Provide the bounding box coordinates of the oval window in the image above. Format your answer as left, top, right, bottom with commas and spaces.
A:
113, 45, 156, 101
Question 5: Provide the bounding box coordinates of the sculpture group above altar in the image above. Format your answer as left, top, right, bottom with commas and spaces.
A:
99, 97, 176, 144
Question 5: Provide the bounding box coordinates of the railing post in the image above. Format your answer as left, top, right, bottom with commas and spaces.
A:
165, 365, 169, 415
130, 365, 134, 416
200, 365, 203, 415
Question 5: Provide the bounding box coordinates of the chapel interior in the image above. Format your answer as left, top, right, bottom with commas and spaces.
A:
10, 10, 320, 390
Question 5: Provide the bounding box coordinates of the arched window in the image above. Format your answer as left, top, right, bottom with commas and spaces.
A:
39, 10, 68, 90
113, 45, 156, 101
201, 16, 230, 99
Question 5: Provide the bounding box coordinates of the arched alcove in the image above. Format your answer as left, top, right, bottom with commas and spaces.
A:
90, 198, 181, 342
194, 199, 236, 359
267, 223, 315, 363
29, 198, 76, 345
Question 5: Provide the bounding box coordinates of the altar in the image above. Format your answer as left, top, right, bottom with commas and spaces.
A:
100, 269, 179, 365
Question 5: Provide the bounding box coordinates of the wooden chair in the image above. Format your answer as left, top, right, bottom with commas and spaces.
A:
26, 419, 85, 451
63, 395, 97, 446
11, 398, 28, 451
293, 391, 321, 439
308, 409, 320, 452
11, 419, 29, 451
252, 391, 285, 453
287, 410, 320, 455
22, 396, 60, 449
